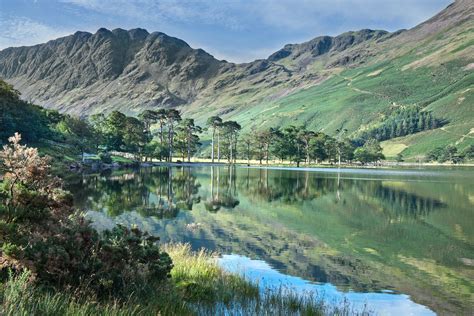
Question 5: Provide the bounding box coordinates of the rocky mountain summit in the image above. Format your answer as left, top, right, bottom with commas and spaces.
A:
0, 23, 397, 115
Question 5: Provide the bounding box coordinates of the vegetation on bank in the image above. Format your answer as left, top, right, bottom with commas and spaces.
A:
0, 135, 364, 314
1, 79, 471, 166
0, 244, 361, 315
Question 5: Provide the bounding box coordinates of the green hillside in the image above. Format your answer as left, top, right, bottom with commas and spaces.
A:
185, 3, 474, 161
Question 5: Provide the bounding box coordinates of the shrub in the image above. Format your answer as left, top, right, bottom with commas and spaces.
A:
0, 133, 172, 298
354, 139, 385, 164
426, 145, 465, 163
99, 152, 113, 164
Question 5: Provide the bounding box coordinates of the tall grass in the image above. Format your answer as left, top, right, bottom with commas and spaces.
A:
1, 244, 369, 315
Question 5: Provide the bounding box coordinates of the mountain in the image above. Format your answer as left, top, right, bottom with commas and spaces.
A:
0, 0, 473, 160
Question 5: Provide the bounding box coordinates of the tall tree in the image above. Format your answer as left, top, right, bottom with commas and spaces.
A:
335, 128, 348, 166
309, 133, 329, 164
138, 110, 159, 139
298, 129, 316, 165
240, 133, 254, 165
156, 109, 168, 149
58, 116, 94, 162
269, 129, 286, 162
206, 116, 222, 163
283, 126, 304, 167
103, 111, 127, 151
123, 117, 147, 161
354, 139, 385, 164
176, 118, 202, 162
221, 121, 241, 163
257, 130, 273, 164
165, 109, 181, 162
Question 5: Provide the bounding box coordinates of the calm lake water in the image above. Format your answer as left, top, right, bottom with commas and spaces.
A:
66, 166, 474, 315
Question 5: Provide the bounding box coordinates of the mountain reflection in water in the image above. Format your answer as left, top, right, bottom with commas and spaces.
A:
67, 166, 474, 315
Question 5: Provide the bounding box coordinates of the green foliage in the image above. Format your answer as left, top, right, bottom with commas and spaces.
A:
355, 106, 446, 144
0, 134, 172, 299
175, 118, 202, 161
462, 145, 474, 160
220, 120, 241, 162
426, 145, 465, 163
99, 152, 113, 164
0, 244, 353, 315
396, 153, 404, 162
239, 125, 360, 166
0, 79, 53, 143
354, 139, 385, 164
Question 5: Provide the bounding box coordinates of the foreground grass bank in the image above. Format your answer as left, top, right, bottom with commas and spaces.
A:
0, 244, 363, 315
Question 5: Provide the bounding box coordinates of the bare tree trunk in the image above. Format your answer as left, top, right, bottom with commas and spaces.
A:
187, 136, 191, 162
168, 125, 173, 162
229, 138, 233, 164
265, 143, 269, 164
338, 149, 341, 167
159, 122, 164, 161
211, 128, 215, 163
233, 138, 237, 164
247, 144, 250, 165
306, 145, 310, 165
217, 130, 221, 162
160, 122, 163, 145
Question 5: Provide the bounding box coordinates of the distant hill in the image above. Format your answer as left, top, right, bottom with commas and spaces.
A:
0, 0, 473, 160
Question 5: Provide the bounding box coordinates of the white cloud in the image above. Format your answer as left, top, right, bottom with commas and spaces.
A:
61, 0, 243, 30
245, 0, 452, 33
61, 0, 452, 33
0, 16, 71, 49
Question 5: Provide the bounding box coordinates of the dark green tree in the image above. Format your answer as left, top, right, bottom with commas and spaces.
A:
176, 118, 202, 162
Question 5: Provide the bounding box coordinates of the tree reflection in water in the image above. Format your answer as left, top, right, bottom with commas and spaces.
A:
205, 166, 240, 212
68, 167, 445, 221
68, 166, 201, 218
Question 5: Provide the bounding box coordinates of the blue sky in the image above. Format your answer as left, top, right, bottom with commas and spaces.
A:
0, 0, 453, 62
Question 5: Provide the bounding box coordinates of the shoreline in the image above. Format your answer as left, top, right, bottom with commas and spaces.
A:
141, 160, 474, 170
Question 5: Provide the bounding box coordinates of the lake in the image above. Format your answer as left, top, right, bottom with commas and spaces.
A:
66, 165, 474, 315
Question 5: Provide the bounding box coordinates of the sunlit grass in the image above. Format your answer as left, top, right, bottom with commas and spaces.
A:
0, 243, 363, 315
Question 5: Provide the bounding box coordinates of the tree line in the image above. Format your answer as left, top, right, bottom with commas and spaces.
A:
354, 106, 445, 145
25, 107, 384, 165
3, 78, 468, 165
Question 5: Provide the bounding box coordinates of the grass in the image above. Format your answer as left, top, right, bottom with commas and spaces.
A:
111, 155, 134, 163
0, 244, 363, 316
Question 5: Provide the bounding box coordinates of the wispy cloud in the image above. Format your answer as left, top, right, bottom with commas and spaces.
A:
245, 0, 447, 33
61, 0, 451, 33
0, 15, 71, 49
61, 0, 244, 30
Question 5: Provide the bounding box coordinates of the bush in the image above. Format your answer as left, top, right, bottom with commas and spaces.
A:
0, 133, 172, 298
99, 152, 113, 164
354, 139, 385, 164
462, 145, 474, 160
426, 145, 465, 163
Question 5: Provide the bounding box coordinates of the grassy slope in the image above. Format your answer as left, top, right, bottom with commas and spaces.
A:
187, 17, 474, 161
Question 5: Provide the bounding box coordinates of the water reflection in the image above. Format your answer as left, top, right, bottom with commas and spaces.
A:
204, 167, 239, 212
69, 166, 450, 220
69, 167, 201, 218
220, 255, 435, 315
67, 166, 474, 315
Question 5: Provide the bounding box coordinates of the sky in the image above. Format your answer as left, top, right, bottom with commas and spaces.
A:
0, 0, 453, 63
